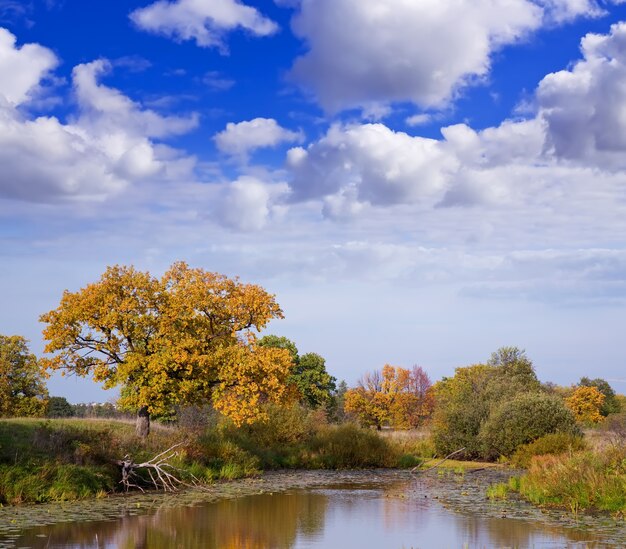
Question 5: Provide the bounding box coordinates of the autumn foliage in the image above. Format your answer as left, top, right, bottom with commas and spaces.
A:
344, 365, 433, 429
566, 386, 606, 425
40, 262, 293, 427
0, 335, 48, 417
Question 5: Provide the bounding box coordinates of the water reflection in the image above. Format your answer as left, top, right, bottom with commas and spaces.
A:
17, 492, 327, 549
10, 480, 619, 549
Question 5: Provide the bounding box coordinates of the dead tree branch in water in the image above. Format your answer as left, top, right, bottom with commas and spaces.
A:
410, 447, 467, 475
117, 442, 190, 492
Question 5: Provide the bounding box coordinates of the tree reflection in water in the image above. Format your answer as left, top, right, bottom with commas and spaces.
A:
11, 480, 618, 548
17, 492, 328, 549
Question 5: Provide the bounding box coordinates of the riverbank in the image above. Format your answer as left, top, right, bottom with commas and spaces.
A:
0, 416, 422, 505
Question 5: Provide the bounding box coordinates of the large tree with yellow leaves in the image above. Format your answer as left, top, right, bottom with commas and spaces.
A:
40, 262, 293, 436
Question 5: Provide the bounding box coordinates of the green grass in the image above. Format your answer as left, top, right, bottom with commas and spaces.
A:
512, 445, 626, 513
486, 482, 509, 500
0, 413, 432, 505
0, 418, 188, 505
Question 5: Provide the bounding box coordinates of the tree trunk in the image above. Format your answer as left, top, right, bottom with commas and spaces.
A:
136, 406, 150, 438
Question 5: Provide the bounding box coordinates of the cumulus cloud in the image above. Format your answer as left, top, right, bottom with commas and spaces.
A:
284, 21, 626, 216
0, 32, 197, 203
0, 27, 58, 106
288, 124, 457, 210
214, 118, 302, 159
73, 59, 199, 138
286, 0, 608, 113
216, 176, 287, 231
130, 0, 277, 51
537, 21, 626, 167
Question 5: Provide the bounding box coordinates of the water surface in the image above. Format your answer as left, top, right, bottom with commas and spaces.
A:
1, 470, 624, 548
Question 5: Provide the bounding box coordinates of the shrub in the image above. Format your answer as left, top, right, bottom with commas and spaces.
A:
479, 392, 580, 460
228, 403, 318, 447
309, 423, 399, 469
510, 432, 587, 468
432, 350, 541, 459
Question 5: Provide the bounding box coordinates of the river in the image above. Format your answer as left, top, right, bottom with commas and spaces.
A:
0, 470, 624, 548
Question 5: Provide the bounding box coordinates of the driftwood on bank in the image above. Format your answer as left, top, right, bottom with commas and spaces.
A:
410, 447, 467, 475
116, 442, 192, 493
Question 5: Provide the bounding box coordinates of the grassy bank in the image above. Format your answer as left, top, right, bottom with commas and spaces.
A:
0, 410, 425, 505
0, 418, 183, 504
516, 445, 626, 514
486, 432, 626, 515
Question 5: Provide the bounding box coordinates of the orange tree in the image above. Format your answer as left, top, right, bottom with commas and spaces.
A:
566, 386, 605, 425
40, 262, 293, 436
344, 365, 433, 430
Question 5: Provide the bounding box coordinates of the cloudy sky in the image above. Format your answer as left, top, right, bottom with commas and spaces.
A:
1, 0, 626, 402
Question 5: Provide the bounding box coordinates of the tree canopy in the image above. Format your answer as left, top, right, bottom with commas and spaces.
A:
0, 335, 48, 417
40, 262, 293, 431
566, 386, 606, 425
432, 347, 543, 458
345, 365, 433, 429
258, 336, 336, 408
579, 377, 621, 416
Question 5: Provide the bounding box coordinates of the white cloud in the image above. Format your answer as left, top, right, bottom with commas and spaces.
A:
287, 0, 608, 113
0, 34, 197, 203
130, 0, 278, 51
214, 118, 302, 158
73, 59, 199, 139
285, 22, 626, 216
405, 114, 434, 127
537, 21, 626, 168
287, 123, 456, 209
539, 0, 605, 23
0, 108, 127, 201
216, 176, 287, 231
0, 27, 58, 106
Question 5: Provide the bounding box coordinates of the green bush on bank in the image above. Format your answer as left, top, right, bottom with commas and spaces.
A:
479, 393, 580, 461
510, 432, 587, 468
214, 404, 402, 470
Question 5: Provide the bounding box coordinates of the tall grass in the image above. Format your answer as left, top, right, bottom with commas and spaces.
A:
517, 445, 626, 513
0, 407, 428, 504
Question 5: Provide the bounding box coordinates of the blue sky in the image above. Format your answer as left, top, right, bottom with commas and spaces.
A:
1, 0, 626, 402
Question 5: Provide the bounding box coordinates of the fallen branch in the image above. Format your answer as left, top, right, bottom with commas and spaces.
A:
116, 442, 193, 493
410, 447, 466, 475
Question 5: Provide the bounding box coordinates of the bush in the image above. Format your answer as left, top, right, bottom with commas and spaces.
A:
479, 392, 580, 460
227, 403, 319, 447
309, 424, 399, 469
510, 432, 587, 468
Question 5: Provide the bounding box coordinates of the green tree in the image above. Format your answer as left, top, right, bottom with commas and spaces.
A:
432, 346, 542, 459
258, 335, 299, 365
40, 262, 293, 437
579, 377, 621, 416
46, 396, 75, 417
329, 379, 349, 422
479, 392, 579, 460
258, 336, 336, 408
0, 335, 48, 417
294, 353, 336, 408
